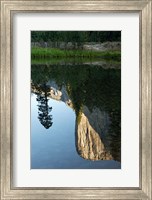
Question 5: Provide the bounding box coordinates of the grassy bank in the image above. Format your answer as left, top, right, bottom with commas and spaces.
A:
31, 47, 121, 61
31, 57, 121, 66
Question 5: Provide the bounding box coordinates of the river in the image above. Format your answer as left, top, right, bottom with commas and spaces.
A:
31, 60, 121, 169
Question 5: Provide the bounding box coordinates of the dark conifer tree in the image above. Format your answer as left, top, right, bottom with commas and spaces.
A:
35, 84, 53, 129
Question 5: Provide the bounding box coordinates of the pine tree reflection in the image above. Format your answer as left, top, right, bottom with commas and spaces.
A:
34, 83, 53, 129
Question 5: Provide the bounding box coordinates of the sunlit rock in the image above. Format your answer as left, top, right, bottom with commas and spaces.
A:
76, 106, 113, 161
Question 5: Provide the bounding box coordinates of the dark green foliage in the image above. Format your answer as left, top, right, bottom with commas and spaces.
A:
31, 63, 120, 112
31, 31, 121, 43
107, 110, 121, 161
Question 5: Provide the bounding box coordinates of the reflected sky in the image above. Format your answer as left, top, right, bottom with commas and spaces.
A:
31, 94, 121, 169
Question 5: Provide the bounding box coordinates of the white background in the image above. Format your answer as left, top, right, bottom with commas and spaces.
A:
13, 13, 139, 187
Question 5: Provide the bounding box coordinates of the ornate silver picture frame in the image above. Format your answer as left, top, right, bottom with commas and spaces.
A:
0, 0, 151, 199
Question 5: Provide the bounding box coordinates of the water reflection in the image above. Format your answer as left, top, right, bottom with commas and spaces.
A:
32, 83, 53, 129
31, 61, 121, 166
76, 106, 113, 161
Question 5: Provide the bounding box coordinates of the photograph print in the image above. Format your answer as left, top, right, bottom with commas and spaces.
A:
31, 31, 121, 169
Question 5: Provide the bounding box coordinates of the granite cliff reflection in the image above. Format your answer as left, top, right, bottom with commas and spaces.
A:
31, 62, 121, 162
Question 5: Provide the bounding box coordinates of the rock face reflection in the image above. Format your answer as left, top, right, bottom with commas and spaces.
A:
76, 106, 113, 160
31, 62, 121, 162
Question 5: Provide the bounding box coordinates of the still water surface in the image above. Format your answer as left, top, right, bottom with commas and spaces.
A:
31, 60, 121, 169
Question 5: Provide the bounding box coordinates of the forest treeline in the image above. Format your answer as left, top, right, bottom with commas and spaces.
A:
31, 31, 121, 43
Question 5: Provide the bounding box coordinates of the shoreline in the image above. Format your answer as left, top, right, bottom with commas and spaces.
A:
31, 48, 121, 61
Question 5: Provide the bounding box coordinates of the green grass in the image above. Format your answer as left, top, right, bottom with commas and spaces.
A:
31, 47, 121, 61
31, 57, 121, 66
